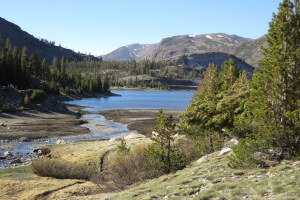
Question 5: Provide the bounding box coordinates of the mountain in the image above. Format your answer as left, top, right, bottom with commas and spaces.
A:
140, 33, 252, 60
0, 17, 98, 63
101, 43, 157, 61
102, 33, 267, 68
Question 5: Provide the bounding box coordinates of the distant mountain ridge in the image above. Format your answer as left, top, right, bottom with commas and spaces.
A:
102, 33, 267, 68
0, 17, 98, 63
101, 43, 157, 61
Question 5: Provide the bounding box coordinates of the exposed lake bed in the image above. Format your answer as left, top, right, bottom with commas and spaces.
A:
0, 90, 194, 168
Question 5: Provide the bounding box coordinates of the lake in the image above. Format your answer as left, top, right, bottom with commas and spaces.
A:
65, 90, 196, 111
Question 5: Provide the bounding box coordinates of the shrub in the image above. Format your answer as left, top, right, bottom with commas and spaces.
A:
29, 89, 47, 102
117, 138, 130, 155
32, 157, 96, 180
228, 138, 264, 168
92, 146, 161, 191
176, 138, 201, 164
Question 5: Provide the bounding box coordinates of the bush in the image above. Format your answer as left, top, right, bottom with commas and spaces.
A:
117, 138, 130, 155
145, 143, 186, 173
32, 157, 96, 180
176, 138, 201, 164
228, 138, 264, 168
92, 146, 161, 191
30, 89, 47, 102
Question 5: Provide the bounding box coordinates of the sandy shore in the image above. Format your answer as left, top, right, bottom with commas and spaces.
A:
94, 109, 182, 137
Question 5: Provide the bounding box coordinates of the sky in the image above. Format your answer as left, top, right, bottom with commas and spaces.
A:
1, 0, 282, 56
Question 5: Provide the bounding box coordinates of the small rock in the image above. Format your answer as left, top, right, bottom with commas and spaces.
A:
56, 139, 66, 144
10, 159, 22, 164
0, 156, 6, 160
196, 155, 208, 164
37, 150, 43, 156
218, 147, 232, 156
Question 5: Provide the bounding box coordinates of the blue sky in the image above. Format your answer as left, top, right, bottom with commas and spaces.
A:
1, 0, 282, 55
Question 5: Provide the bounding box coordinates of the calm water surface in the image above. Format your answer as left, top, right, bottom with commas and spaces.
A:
66, 90, 195, 111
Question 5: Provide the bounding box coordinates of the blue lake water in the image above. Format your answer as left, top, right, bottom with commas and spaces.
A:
65, 90, 196, 111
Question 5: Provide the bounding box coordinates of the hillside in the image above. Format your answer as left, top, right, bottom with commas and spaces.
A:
1, 140, 299, 200
174, 52, 255, 74
0, 17, 98, 63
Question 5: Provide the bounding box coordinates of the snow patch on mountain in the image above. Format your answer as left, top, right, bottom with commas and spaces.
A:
206, 35, 213, 39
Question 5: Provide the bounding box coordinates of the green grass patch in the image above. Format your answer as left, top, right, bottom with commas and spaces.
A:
0, 165, 33, 181
269, 164, 292, 173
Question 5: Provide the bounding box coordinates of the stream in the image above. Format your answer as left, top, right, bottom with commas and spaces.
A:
0, 114, 131, 169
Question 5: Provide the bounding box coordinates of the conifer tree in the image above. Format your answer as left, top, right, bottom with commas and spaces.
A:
234, 0, 300, 160
255, 0, 300, 158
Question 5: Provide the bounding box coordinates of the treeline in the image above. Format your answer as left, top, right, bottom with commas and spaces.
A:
0, 35, 109, 94
180, 0, 300, 167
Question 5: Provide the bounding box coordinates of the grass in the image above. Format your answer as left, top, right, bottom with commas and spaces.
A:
0, 165, 33, 181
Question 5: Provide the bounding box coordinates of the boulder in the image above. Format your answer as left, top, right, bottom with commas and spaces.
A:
218, 147, 232, 156
56, 139, 66, 144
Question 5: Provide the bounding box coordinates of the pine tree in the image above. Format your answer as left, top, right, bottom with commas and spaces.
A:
145, 109, 185, 173
103, 76, 110, 92
236, 0, 300, 159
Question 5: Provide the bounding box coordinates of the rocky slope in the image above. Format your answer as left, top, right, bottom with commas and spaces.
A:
140, 33, 251, 60
0, 17, 99, 63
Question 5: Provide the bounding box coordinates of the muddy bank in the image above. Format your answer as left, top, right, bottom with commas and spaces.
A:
0, 110, 89, 141
94, 109, 182, 137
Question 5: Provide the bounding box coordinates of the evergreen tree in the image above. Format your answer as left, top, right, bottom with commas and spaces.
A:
145, 109, 185, 173
252, 0, 300, 158
103, 76, 110, 92
231, 0, 300, 163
